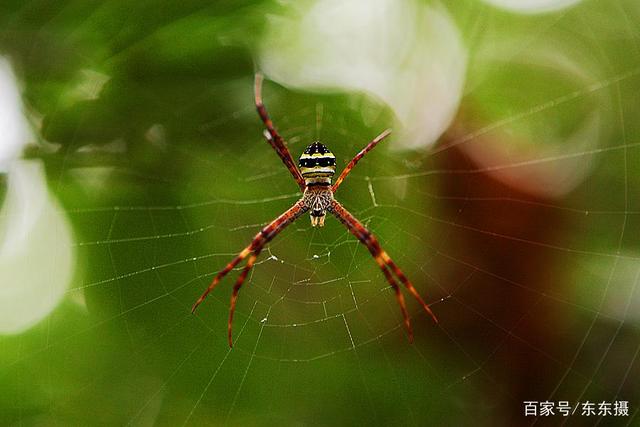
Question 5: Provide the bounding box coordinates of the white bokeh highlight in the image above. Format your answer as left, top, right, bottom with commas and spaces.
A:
575, 255, 640, 327
481, 0, 583, 14
258, 0, 467, 149
458, 45, 608, 199
0, 58, 32, 172
0, 58, 76, 334
0, 161, 75, 334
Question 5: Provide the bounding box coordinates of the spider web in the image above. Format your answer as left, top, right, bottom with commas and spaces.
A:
2, 1, 640, 426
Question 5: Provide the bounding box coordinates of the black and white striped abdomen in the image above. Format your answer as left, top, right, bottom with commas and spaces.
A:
299, 141, 336, 180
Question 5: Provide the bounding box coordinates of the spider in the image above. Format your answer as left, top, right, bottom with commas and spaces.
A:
192, 74, 438, 347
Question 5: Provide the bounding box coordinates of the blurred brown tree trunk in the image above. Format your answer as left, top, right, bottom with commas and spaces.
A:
433, 126, 569, 426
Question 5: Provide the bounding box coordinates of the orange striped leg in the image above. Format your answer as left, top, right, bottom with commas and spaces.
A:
191, 246, 253, 313
374, 256, 414, 342
224, 201, 306, 346
192, 200, 308, 345
191, 201, 306, 313
227, 250, 261, 347
330, 200, 437, 341
254, 73, 305, 190
382, 254, 438, 324
332, 129, 392, 192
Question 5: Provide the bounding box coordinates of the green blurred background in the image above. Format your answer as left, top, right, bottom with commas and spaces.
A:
1, 0, 639, 425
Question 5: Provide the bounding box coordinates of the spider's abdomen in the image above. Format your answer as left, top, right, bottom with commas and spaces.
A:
299, 141, 336, 182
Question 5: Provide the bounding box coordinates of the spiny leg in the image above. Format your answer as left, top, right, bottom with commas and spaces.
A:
225, 199, 306, 346
192, 200, 308, 345
330, 200, 437, 341
228, 251, 260, 347
332, 129, 392, 192
254, 73, 305, 190
373, 255, 414, 341
381, 253, 438, 324
191, 201, 306, 314
191, 246, 252, 313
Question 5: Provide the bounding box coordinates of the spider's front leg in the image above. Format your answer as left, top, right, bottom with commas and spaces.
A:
192, 199, 308, 347
329, 200, 437, 342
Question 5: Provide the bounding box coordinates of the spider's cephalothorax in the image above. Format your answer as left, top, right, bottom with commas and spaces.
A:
192, 73, 437, 348
299, 141, 336, 227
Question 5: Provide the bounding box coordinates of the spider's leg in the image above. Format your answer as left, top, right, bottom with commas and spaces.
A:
332, 129, 391, 192
373, 255, 414, 342
226, 201, 306, 347
381, 253, 438, 324
228, 251, 260, 347
329, 200, 437, 341
255, 73, 305, 190
192, 200, 308, 346
191, 246, 252, 313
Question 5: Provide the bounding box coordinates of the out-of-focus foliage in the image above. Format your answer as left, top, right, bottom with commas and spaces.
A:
1, 0, 640, 426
